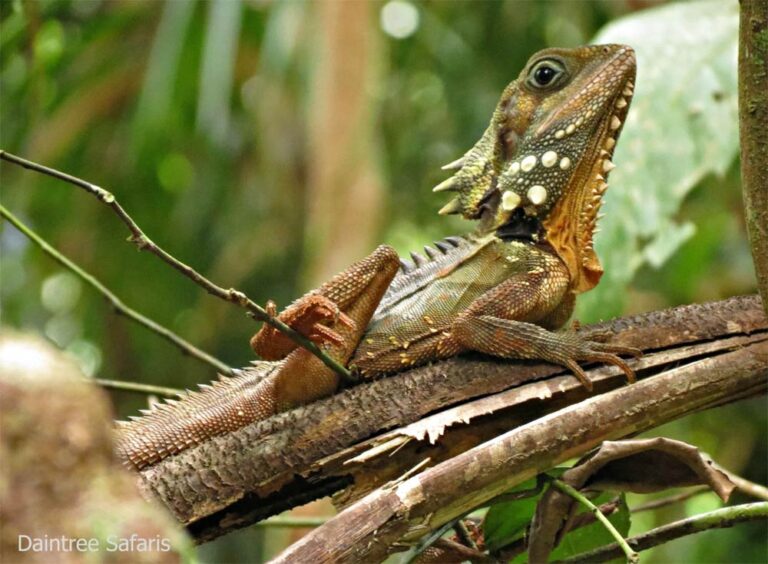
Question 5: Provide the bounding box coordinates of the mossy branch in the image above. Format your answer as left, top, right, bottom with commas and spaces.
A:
559, 502, 768, 563
738, 0, 768, 315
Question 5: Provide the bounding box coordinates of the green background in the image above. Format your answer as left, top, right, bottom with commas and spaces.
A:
1, 0, 763, 562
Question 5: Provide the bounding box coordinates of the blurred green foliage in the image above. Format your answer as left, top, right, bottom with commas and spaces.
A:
0, 0, 761, 562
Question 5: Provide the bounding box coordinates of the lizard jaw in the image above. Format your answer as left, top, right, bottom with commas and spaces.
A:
543, 69, 635, 293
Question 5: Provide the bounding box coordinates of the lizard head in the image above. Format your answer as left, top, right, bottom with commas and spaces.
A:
435, 44, 636, 292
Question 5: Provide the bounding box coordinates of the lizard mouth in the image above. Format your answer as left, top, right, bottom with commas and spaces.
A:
496, 208, 543, 242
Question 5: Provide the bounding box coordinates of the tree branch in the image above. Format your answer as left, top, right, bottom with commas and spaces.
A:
0, 150, 353, 382
0, 203, 233, 377
127, 295, 765, 544
557, 502, 768, 563
739, 0, 768, 314
272, 341, 767, 562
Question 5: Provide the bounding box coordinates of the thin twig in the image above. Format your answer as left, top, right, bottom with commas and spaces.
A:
0, 203, 233, 376
254, 516, 328, 528
92, 378, 184, 397
567, 498, 623, 532
401, 519, 457, 564
556, 502, 768, 563
0, 150, 353, 382
551, 479, 639, 564
432, 538, 497, 563
452, 519, 478, 550
632, 486, 709, 513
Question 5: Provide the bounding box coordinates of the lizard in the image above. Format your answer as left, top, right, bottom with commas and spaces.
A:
116, 44, 638, 471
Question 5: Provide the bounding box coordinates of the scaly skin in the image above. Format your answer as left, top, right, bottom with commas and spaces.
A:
115, 44, 638, 471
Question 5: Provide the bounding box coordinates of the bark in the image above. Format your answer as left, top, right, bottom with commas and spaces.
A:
739, 0, 768, 314
273, 341, 768, 563
132, 295, 767, 543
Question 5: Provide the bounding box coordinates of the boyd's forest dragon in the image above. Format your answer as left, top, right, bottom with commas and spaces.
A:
116, 44, 639, 471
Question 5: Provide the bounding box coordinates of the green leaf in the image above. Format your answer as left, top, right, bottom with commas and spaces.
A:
483, 471, 566, 553
482, 479, 541, 553
544, 493, 631, 563
503, 493, 631, 564
578, 0, 739, 320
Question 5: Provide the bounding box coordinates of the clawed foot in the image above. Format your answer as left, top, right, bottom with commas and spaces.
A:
251, 295, 355, 360
563, 338, 642, 391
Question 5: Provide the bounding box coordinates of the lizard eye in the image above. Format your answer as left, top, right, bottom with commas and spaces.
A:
528, 59, 566, 90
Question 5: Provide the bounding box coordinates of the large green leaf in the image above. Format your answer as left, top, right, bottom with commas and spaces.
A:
482, 478, 541, 553
538, 493, 631, 564
484, 485, 631, 562
577, 0, 739, 320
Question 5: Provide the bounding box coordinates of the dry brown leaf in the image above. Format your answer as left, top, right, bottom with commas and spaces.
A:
528, 437, 736, 563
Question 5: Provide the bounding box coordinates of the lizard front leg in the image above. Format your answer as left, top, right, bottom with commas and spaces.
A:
452, 258, 638, 391
251, 296, 355, 361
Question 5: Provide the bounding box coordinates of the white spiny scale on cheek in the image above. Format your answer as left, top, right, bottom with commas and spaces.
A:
521, 155, 537, 172
501, 190, 522, 211
615, 97, 628, 109
605, 137, 616, 149
508, 162, 521, 176
527, 185, 547, 205
559, 157, 572, 170
541, 151, 558, 168
565, 123, 576, 135
555, 129, 565, 139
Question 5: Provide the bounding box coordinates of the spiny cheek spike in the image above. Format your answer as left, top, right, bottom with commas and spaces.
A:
433, 177, 459, 193
441, 156, 466, 171
438, 198, 462, 215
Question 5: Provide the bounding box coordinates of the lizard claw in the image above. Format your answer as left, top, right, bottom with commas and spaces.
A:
564, 359, 594, 391
307, 324, 346, 347
567, 339, 641, 388
305, 295, 357, 330
251, 295, 355, 359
